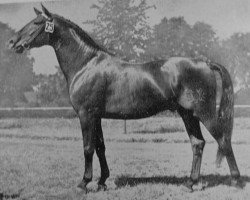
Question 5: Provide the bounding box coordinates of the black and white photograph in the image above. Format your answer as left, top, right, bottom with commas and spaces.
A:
0, 0, 250, 199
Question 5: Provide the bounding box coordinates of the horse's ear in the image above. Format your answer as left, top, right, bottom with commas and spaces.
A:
41, 3, 52, 18
34, 7, 42, 16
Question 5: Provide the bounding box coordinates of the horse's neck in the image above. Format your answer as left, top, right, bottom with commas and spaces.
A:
52, 28, 97, 82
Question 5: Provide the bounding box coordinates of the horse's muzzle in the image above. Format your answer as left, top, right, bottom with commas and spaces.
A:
7, 37, 27, 54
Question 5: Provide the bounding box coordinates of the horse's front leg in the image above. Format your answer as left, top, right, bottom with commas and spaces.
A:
178, 108, 205, 191
95, 119, 110, 190
77, 110, 97, 192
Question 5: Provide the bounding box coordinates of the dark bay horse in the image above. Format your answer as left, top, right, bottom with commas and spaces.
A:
8, 5, 242, 192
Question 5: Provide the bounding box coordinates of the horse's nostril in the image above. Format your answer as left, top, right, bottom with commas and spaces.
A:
7, 39, 14, 49
8, 36, 20, 46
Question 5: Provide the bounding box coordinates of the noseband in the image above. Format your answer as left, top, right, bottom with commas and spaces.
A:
23, 20, 54, 49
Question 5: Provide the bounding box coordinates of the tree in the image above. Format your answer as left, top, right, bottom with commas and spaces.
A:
145, 17, 219, 61
206, 33, 250, 90
0, 22, 35, 107
191, 22, 218, 58
83, 0, 154, 62
144, 17, 193, 60
223, 33, 250, 88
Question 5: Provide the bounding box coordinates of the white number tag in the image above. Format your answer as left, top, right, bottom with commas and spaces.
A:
45, 21, 54, 33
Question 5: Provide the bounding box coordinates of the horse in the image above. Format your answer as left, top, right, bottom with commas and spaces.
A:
8, 5, 242, 192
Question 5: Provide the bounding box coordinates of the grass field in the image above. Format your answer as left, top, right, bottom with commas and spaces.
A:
0, 117, 250, 199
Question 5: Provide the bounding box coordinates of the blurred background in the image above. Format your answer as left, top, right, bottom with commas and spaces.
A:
1, 0, 250, 108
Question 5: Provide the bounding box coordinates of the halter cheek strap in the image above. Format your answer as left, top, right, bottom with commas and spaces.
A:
24, 24, 45, 47
24, 20, 54, 48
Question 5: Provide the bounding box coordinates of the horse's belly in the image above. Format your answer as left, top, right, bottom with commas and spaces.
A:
104, 102, 165, 119
104, 89, 172, 119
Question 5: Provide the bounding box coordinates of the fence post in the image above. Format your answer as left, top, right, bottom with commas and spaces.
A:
124, 120, 127, 134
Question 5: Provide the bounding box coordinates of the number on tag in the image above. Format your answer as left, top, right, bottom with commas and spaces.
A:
45, 21, 54, 33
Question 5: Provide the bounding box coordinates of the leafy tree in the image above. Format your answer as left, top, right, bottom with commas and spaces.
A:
145, 17, 218, 61
191, 22, 218, 57
84, 0, 154, 62
144, 17, 193, 60
223, 33, 250, 88
0, 22, 35, 107
206, 33, 250, 91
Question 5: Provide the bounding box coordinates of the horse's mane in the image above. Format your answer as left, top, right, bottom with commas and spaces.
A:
54, 14, 113, 55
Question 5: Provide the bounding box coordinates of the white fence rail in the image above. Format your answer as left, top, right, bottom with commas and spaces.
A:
234, 105, 250, 108
0, 105, 249, 118
0, 107, 72, 111
0, 104, 249, 109
0, 105, 249, 110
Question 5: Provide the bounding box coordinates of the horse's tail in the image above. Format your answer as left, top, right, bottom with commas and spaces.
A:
209, 62, 234, 167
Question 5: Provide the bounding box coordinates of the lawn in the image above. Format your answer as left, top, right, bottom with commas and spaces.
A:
0, 117, 250, 199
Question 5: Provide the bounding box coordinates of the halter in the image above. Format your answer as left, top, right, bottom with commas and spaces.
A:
23, 24, 44, 48
23, 20, 54, 49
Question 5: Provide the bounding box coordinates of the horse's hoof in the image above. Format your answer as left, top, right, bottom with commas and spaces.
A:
77, 182, 88, 194
181, 184, 193, 193
182, 180, 193, 192
231, 178, 246, 189
193, 180, 208, 191
97, 184, 107, 191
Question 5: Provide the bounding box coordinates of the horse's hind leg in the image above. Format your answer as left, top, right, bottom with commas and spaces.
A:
178, 107, 205, 191
95, 120, 110, 190
202, 116, 241, 185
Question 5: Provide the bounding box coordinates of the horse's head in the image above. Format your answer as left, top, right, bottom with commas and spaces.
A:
8, 4, 56, 53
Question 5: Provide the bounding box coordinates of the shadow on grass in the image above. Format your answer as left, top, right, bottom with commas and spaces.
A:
115, 174, 250, 189
0, 192, 20, 200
